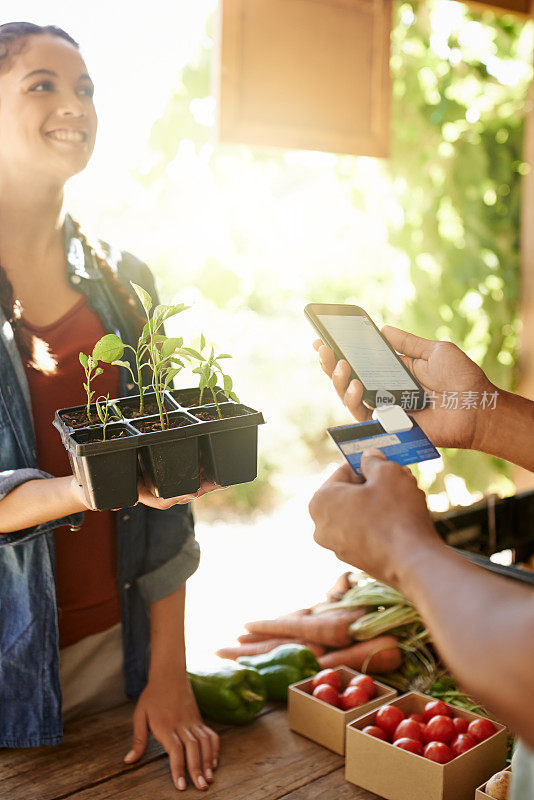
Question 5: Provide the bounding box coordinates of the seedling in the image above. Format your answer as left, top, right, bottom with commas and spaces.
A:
95, 394, 124, 441
129, 281, 195, 429
192, 335, 239, 418
79, 352, 103, 423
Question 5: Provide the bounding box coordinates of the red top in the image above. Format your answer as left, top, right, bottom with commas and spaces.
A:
22, 295, 122, 649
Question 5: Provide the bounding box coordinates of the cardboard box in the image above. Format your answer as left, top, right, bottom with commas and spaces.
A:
345, 691, 507, 800
288, 666, 397, 755
475, 766, 512, 799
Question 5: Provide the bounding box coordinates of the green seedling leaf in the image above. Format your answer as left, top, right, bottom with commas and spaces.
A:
181, 347, 203, 360
95, 367, 104, 377
112, 359, 131, 370
200, 333, 206, 351
223, 374, 233, 393
217, 354, 232, 359
79, 352, 89, 369
92, 334, 124, 364
142, 322, 150, 339
161, 337, 183, 359
229, 391, 239, 402
208, 373, 217, 388
130, 281, 153, 316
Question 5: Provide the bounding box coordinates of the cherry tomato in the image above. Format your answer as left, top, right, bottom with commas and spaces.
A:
422, 700, 451, 723
468, 718, 497, 743
312, 669, 341, 692
362, 725, 388, 742
393, 719, 425, 744
349, 674, 376, 699
393, 737, 424, 756
424, 741, 454, 764
424, 715, 456, 745
452, 717, 469, 735
312, 684, 340, 707
375, 705, 405, 738
451, 733, 478, 756
409, 713, 424, 724
340, 686, 370, 710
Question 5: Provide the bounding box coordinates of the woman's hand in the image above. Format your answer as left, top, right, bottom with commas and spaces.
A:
137, 475, 222, 510
314, 325, 495, 451
124, 674, 219, 791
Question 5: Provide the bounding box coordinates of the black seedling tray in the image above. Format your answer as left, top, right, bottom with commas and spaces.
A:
54, 388, 265, 510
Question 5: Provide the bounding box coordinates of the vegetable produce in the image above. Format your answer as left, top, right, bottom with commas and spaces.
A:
485, 770, 512, 800
393, 719, 425, 744
245, 608, 366, 648
317, 635, 402, 673
452, 716, 468, 734
394, 737, 424, 755
315, 577, 406, 613
216, 639, 325, 659
468, 717, 497, 742
450, 733, 477, 756
312, 684, 340, 707
362, 725, 388, 741
349, 674, 376, 698
340, 686, 369, 710
187, 663, 266, 724
422, 699, 451, 722
423, 741, 454, 763
312, 668, 341, 691
349, 604, 421, 641
236, 643, 320, 702
376, 705, 405, 738
424, 715, 455, 745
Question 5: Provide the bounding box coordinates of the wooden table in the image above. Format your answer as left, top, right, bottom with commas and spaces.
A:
0, 701, 382, 799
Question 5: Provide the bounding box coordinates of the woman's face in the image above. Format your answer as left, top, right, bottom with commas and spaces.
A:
0, 34, 97, 184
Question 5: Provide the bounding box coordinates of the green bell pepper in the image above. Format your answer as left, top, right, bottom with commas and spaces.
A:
237, 644, 320, 702
187, 663, 267, 725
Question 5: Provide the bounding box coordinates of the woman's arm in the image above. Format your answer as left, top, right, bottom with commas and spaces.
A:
0, 475, 87, 533
124, 584, 219, 792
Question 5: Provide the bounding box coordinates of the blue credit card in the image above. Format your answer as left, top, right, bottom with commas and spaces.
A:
328, 417, 440, 475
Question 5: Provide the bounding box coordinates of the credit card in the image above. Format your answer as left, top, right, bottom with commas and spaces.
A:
328, 417, 440, 475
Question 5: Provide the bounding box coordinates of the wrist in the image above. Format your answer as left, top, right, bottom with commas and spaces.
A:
472, 384, 507, 454
388, 518, 446, 596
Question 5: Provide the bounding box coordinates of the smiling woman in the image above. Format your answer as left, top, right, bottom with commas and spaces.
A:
0, 22, 219, 793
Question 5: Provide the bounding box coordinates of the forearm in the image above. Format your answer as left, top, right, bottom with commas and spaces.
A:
476, 388, 534, 470
148, 583, 187, 681
397, 536, 534, 746
0, 476, 85, 533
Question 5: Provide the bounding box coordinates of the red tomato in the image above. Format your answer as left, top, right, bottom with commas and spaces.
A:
409, 713, 424, 724
349, 674, 376, 699
312, 684, 340, 707
451, 733, 478, 756
424, 742, 454, 764
468, 718, 497, 743
452, 717, 469, 735
375, 705, 405, 737
362, 725, 388, 742
312, 669, 341, 692
424, 715, 456, 745
422, 700, 451, 723
393, 737, 424, 756
340, 686, 370, 710
393, 719, 425, 744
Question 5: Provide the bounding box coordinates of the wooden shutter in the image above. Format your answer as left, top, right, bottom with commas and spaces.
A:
217, 0, 393, 157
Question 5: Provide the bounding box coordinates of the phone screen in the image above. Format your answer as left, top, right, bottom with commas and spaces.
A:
316, 314, 418, 391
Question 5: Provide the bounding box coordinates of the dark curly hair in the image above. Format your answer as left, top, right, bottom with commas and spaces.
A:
0, 22, 145, 364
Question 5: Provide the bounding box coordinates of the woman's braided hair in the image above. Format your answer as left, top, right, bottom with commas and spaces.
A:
0, 22, 145, 364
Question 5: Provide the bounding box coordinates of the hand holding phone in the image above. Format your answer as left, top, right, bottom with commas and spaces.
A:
305, 303, 428, 410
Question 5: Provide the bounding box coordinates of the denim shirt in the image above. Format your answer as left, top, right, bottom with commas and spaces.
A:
0, 216, 200, 747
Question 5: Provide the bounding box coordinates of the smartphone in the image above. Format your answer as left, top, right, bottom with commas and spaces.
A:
305, 302, 428, 410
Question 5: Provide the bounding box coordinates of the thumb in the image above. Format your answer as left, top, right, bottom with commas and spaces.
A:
360, 448, 388, 481
124, 709, 149, 764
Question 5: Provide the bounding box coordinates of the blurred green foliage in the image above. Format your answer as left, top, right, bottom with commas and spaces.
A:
133, 0, 533, 514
